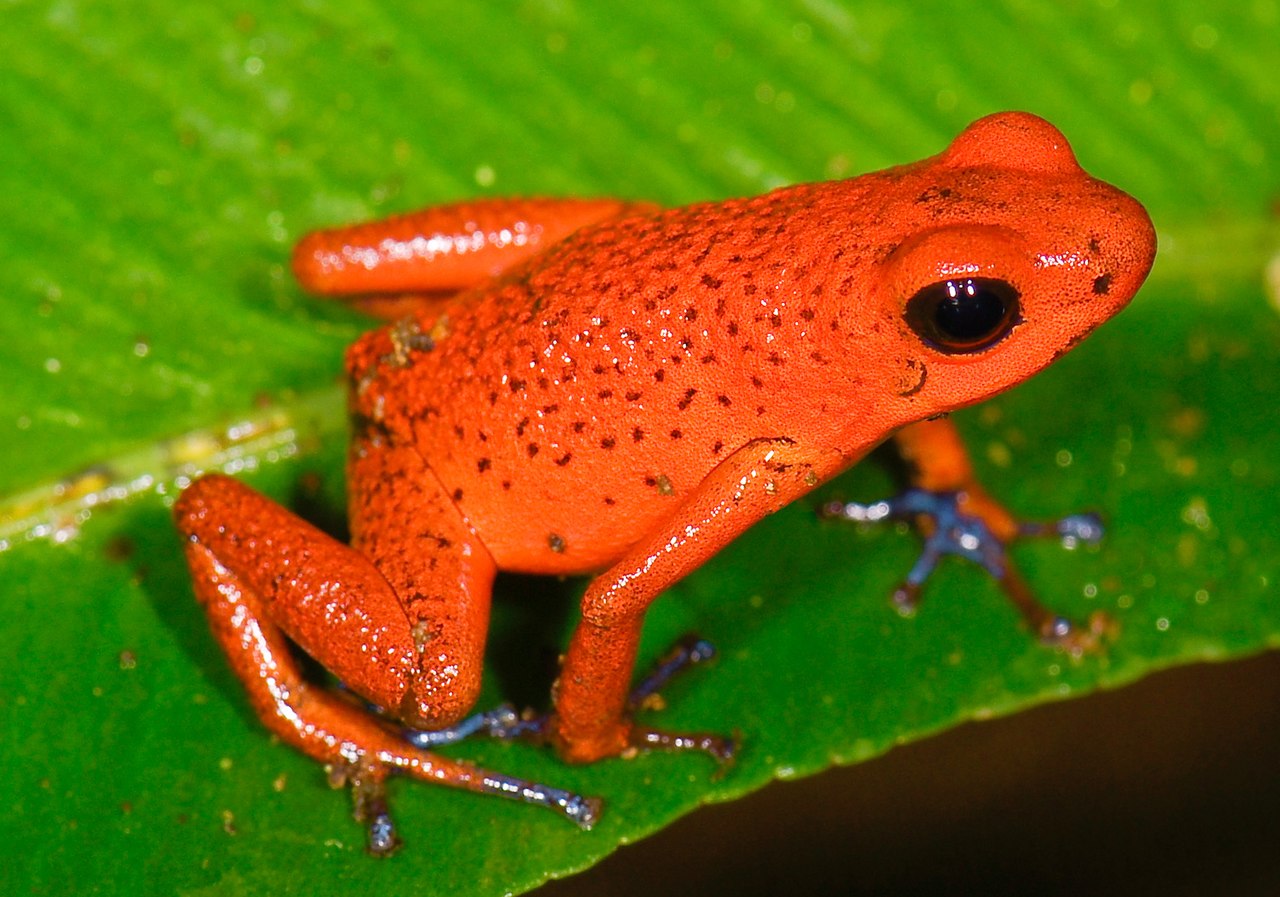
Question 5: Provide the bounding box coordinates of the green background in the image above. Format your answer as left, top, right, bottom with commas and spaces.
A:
2, 1, 1277, 895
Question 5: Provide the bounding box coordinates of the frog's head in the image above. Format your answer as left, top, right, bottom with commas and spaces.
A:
862, 111, 1156, 422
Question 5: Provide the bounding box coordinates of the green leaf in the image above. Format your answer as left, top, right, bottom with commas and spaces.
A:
2, 2, 1277, 895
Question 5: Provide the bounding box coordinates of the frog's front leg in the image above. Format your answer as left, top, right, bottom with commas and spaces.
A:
548, 437, 849, 764
824, 417, 1111, 652
174, 437, 602, 853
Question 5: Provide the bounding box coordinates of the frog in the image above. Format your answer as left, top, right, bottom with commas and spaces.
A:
174, 111, 1156, 854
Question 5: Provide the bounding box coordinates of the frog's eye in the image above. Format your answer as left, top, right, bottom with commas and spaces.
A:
905, 277, 1020, 354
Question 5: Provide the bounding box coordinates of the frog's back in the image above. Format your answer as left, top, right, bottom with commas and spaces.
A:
343, 181, 881, 574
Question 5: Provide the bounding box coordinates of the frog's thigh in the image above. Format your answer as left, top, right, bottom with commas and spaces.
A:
348, 434, 497, 728
293, 197, 657, 297
175, 474, 422, 740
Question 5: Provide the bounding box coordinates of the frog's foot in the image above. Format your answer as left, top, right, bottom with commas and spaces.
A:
556, 634, 735, 767
329, 760, 402, 856
821, 488, 1114, 654
329, 748, 602, 857
622, 635, 735, 768
354, 700, 603, 845
400, 703, 524, 748
404, 635, 734, 768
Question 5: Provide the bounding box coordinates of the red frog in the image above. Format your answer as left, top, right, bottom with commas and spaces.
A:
175, 112, 1156, 853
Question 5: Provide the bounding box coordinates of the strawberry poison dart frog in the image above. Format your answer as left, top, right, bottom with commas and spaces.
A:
174, 112, 1156, 853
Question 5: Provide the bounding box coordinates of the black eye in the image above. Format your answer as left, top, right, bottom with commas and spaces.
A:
905, 277, 1020, 354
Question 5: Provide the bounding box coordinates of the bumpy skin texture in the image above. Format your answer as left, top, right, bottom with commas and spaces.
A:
176, 113, 1155, 801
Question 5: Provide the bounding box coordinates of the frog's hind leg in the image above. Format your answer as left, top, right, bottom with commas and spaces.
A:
344, 432, 498, 729
293, 197, 658, 319
174, 472, 600, 854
